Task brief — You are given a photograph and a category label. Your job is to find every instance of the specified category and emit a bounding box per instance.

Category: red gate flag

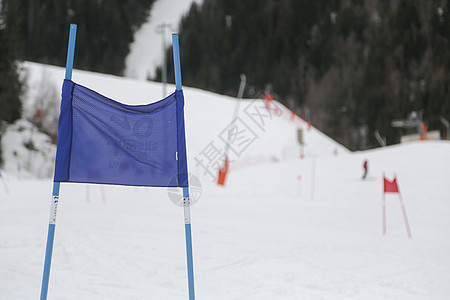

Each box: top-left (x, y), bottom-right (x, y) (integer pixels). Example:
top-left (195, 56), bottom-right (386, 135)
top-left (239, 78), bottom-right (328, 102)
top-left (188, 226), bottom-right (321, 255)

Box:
top-left (384, 177), bottom-right (399, 193)
top-left (217, 157), bottom-right (229, 186)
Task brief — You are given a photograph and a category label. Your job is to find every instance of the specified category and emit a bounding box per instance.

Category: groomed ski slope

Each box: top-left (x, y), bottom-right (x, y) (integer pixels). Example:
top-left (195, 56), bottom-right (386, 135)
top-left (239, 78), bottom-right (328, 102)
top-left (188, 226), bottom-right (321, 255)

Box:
top-left (124, 0), bottom-right (202, 80)
top-left (1, 62), bottom-right (449, 299)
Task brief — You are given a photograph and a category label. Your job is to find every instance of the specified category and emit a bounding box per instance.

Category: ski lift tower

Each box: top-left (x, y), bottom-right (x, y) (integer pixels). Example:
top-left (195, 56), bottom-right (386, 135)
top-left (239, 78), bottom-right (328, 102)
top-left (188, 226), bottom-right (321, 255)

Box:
top-left (391, 111), bottom-right (428, 142)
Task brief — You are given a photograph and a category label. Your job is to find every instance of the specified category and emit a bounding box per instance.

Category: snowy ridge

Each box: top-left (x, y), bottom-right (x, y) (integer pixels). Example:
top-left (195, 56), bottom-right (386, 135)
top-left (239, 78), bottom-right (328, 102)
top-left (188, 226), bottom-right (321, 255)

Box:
top-left (3, 61), bottom-right (347, 180)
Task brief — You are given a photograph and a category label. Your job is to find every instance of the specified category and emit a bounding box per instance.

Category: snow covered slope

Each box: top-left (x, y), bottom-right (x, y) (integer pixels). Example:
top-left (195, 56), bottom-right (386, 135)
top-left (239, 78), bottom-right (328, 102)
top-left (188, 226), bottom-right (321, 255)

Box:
top-left (125, 0), bottom-right (202, 80)
top-left (1, 62), bottom-right (449, 300)
top-left (2, 61), bottom-right (347, 180)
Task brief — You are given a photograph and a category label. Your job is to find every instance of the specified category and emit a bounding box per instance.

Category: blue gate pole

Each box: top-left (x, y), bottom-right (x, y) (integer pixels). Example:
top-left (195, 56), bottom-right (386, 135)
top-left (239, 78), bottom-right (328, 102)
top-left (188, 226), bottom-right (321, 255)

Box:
top-left (172, 33), bottom-right (195, 300)
top-left (40, 24), bottom-right (77, 300)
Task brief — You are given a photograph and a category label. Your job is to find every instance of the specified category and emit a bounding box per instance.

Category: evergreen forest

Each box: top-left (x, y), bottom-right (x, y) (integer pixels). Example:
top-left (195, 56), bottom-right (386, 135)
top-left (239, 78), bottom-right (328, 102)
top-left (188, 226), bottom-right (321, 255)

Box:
top-left (0, 0), bottom-right (449, 152)
top-left (0, 0), bottom-right (155, 161)
top-left (159, 0), bottom-right (449, 149)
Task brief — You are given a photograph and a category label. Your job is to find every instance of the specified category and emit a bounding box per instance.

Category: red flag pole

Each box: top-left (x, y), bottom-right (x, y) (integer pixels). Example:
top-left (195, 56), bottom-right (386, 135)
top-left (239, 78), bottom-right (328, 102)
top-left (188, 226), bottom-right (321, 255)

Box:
top-left (398, 193), bottom-right (412, 238)
top-left (382, 172), bottom-right (386, 235)
top-left (383, 199), bottom-right (386, 234)
top-left (396, 175), bottom-right (412, 238)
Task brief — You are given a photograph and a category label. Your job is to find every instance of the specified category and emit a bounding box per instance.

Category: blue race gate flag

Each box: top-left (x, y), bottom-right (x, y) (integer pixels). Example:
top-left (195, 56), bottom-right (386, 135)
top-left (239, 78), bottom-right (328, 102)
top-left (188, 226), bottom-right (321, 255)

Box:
top-left (54, 80), bottom-right (188, 187)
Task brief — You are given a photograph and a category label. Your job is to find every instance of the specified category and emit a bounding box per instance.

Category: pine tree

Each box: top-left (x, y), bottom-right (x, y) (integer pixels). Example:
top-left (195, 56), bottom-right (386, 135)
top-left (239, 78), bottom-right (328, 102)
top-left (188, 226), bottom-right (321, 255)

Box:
top-left (1, 0), bottom-right (155, 75)
top-left (0, 27), bottom-right (23, 163)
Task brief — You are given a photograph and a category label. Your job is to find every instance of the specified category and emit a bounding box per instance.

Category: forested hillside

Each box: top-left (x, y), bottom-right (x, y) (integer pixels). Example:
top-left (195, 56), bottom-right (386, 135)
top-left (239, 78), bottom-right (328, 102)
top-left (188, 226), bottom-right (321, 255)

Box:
top-left (0, 27), bottom-right (23, 163)
top-left (0, 0), bottom-right (155, 163)
top-left (160, 0), bottom-right (449, 150)
top-left (1, 0), bottom-right (155, 75)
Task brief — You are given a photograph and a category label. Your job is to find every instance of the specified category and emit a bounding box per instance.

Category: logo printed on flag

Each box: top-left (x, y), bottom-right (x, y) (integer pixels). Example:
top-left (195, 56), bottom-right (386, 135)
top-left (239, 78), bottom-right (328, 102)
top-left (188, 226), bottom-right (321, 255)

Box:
top-left (54, 80), bottom-right (188, 187)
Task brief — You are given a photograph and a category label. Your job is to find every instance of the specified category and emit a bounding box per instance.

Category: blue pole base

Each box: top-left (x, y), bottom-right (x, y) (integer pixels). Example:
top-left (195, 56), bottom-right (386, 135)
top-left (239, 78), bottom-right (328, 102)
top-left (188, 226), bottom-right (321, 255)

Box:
top-left (185, 223), bottom-right (195, 300)
top-left (40, 223), bottom-right (56, 300)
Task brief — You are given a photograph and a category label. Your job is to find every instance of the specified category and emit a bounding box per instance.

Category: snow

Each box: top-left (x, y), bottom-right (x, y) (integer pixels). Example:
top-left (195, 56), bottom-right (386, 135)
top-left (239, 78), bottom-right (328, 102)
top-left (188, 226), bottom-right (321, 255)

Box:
top-left (2, 119), bottom-right (56, 179)
top-left (124, 0), bottom-right (202, 80)
top-left (1, 62), bottom-right (450, 299)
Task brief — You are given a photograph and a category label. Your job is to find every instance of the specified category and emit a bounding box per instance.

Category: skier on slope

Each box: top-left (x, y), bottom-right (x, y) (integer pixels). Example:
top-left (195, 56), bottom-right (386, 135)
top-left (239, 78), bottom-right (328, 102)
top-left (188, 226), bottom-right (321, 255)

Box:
top-left (362, 159), bottom-right (368, 180)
